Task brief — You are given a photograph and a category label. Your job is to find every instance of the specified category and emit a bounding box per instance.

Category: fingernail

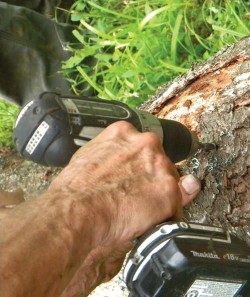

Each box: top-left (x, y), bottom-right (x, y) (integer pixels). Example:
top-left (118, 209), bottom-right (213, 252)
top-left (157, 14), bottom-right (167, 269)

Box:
top-left (181, 175), bottom-right (201, 195)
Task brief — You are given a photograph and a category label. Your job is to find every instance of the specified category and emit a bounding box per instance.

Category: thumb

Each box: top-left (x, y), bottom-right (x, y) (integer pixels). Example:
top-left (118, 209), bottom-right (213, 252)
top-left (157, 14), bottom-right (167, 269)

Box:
top-left (179, 174), bottom-right (201, 206)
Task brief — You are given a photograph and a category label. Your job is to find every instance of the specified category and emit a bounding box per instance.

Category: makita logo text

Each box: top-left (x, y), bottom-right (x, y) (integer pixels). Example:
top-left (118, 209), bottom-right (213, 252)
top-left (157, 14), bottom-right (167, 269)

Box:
top-left (190, 250), bottom-right (220, 259)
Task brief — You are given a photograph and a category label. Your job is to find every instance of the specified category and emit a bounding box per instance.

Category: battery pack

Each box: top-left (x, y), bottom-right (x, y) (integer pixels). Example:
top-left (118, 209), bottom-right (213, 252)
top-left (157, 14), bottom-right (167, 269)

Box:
top-left (124, 222), bottom-right (250, 297)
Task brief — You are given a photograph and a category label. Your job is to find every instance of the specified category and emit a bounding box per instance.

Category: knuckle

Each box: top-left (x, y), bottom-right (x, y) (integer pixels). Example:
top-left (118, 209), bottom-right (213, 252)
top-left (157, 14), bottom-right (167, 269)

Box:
top-left (155, 153), bottom-right (168, 166)
top-left (140, 132), bottom-right (162, 149)
top-left (106, 121), bottom-right (135, 137)
top-left (115, 120), bottom-right (134, 131)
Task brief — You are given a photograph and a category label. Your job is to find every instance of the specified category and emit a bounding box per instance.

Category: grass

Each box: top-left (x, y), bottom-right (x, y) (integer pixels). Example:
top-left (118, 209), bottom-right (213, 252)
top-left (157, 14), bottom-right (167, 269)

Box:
top-left (0, 0), bottom-right (249, 147)
top-left (62, 0), bottom-right (250, 107)
top-left (0, 100), bottom-right (19, 147)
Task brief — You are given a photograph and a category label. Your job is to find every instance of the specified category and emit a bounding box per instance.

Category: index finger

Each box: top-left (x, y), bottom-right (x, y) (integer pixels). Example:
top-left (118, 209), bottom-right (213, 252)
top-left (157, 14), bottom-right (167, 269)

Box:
top-left (92, 121), bottom-right (140, 143)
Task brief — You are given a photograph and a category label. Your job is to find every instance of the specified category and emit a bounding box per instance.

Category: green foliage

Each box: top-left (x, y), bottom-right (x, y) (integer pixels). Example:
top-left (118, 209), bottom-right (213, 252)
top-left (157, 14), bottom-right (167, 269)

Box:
top-left (63, 0), bottom-right (250, 107)
top-left (0, 100), bottom-right (19, 147)
top-left (0, 0), bottom-right (249, 147)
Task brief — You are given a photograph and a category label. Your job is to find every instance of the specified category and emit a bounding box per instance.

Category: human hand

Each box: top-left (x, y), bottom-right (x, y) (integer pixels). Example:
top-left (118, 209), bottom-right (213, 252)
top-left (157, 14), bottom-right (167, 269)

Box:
top-left (0, 122), bottom-right (200, 297)
top-left (48, 121), bottom-right (201, 296)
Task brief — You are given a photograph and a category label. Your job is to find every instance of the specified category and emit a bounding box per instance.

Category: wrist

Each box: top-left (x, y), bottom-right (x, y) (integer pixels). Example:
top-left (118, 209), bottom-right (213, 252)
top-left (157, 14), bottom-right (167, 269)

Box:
top-left (0, 186), bottom-right (113, 297)
top-left (40, 186), bottom-right (112, 250)
top-left (40, 185), bottom-right (117, 296)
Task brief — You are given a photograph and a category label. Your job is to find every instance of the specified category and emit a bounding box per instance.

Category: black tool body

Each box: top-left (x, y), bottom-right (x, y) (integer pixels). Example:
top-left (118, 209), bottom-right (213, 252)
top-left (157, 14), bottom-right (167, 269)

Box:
top-left (13, 92), bottom-right (198, 166)
top-left (124, 222), bottom-right (250, 297)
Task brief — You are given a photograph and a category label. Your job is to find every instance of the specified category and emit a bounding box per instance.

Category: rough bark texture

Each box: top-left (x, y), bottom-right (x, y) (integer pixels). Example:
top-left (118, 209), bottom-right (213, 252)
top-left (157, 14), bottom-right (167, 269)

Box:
top-left (142, 36), bottom-right (250, 245)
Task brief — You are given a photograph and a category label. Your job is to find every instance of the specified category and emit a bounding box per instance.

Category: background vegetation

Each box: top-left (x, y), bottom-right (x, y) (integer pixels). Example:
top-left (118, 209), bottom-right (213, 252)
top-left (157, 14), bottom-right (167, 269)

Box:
top-left (63, 0), bottom-right (250, 106)
top-left (0, 100), bottom-right (19, 147)
top-left (0, 0), bottom-right (249, 147)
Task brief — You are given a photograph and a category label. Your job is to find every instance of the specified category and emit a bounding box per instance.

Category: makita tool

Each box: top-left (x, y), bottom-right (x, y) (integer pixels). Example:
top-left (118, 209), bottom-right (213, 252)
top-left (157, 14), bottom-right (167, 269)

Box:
top-left (13, 92), bottom-right (214, 166)
top-left (124, 221), bottom-right (250, 297)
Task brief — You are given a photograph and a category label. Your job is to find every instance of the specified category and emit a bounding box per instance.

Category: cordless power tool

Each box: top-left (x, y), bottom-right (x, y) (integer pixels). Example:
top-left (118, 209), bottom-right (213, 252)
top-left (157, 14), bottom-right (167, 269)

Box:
top-left (13, 92), bottom-right (250, 296)
top-left (124, 221), bottom-right (250, 297)
top-left (13, 92), bottom-right (214, 166)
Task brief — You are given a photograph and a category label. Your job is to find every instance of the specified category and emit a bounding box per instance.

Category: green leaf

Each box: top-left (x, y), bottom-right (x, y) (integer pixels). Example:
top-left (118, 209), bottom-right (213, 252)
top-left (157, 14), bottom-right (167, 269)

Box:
top-left (171, 12), bottom-right (183, 64)
top-left (212, 25), bottom-right (246, 38)
top-left (72, 29), bottom-right (85, 43)
top-left (95, 53), bottom-right (113, 62)
top-left (62, 46), bottom-right (97, 69)
top-left (122, 70), bottom-right (138, 78)
top-left (71, 13), bottom-right (83, 22)
top-left (75, 3), bottom-right (86, 11)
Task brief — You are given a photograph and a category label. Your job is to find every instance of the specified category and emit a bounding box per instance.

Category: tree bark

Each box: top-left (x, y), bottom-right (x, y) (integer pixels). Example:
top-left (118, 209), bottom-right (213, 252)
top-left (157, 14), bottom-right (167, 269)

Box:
top-left (142, 36), bottom-right (250, 245)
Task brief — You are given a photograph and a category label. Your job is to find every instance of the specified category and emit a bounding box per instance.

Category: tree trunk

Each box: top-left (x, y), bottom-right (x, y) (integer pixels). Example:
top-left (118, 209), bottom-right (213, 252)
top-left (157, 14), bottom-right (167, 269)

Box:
top-left (142, 36), bottom-right (250, 245)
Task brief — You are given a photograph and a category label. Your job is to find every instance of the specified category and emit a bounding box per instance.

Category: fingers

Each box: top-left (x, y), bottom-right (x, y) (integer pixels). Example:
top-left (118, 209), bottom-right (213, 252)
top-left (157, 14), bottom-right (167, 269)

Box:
top-left (179, 175), bottom-right (201, 206)
top-left (70, 121), bottom-right (140, 161)
top-left (67, 121), bottom-right (201, 238)
top-left (71, 121), bottom-right (164, 164)
top-left (169, 175), bottom-right (200, 221)
top-left (93, 121), bottom-right (140, 142)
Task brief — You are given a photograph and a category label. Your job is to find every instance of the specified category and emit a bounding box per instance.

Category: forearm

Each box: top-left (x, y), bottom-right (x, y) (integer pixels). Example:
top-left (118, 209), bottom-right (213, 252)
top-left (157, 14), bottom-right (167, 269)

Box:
top-left (0, 188), bottom-right (109, 297)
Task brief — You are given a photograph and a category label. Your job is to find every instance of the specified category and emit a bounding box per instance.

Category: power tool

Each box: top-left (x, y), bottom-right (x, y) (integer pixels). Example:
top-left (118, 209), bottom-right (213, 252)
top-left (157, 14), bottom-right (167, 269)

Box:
top-left (13, 92), bottom-right (214, 166)
top-left (124, 221), bottom-right (250, 297)
top-left (13, 92), bottom-right (249, 296)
